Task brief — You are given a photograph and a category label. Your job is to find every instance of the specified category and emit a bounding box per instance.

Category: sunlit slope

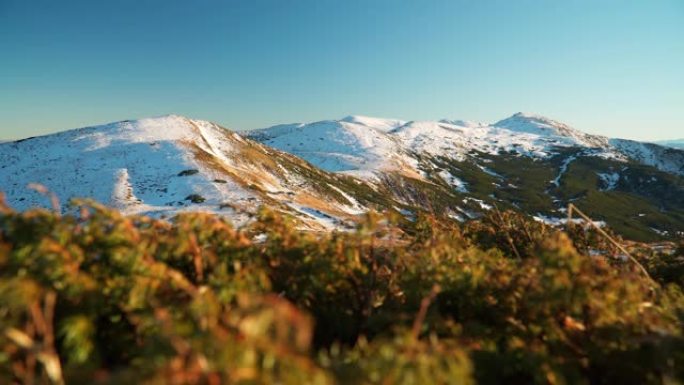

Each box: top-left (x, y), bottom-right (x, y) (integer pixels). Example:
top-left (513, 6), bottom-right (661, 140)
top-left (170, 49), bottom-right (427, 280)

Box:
top-left (0, 115), bottom-right (393, 230)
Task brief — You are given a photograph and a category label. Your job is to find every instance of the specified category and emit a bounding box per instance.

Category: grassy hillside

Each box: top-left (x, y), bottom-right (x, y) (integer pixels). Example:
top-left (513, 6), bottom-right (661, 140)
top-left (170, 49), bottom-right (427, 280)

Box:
top-left (1, 197), bottom-right (683, 384)
top-left (403, 149), bottom-right (684, 242)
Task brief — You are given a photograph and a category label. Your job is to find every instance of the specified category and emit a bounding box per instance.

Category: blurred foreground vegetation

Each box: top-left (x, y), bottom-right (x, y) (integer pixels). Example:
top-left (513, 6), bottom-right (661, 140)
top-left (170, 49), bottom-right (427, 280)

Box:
top-left (1, 196), bottom-right (683, 385)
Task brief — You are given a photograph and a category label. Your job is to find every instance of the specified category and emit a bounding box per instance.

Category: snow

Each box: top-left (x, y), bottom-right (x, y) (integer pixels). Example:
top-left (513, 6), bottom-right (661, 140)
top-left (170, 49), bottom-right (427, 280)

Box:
top-left (448, 212), bottom-right (466, 222)
top-left (655, 139), bottom-right (684, 150)
top-left (0, 115), bottom-right (368, 229)
top-left (437, 170), bottom-right (468, 192)
top-left (476, 164), bottom-right (503, 179)
top-left (340, 115), bottom-right (407, 132)
top-left (388, 120), bottom-right (558, 159)
top-left (246, 120), bottom-right (402, 173)
top-left (456, 206), bottom-right (481, 219)
top-left (597, 172), bottom-right (620, 191)
top-left (463, 197), bottom-right (492, 211)
top-left (286, 202), bottom-right (340, 230)
top-left (111, 168), bottom-right (137, 209)
top-left (326, 183), bottom-right (366, 215)
top-left (248, 112), bottom-right (684, 182)
top-left (550, 154), bottom-right (578, 188)
top-left (4, 111), bottom-right (683, 233)
top-left (493, 112), bottom-right (610, 148)
top-left (439, 119), bottom-right (483, 128)
top-left (0, 116), bottom-right (259, 222)
top-left (242, 113), bottom-right (684, 229)
top-left (650, 227), bottom-right (669, 236)
top-left (610, 139), bottom-right (684, 176)
top-left (533, 214), bottom-right (606, 228)
top-left (243, 111), bottom-right (684, 221)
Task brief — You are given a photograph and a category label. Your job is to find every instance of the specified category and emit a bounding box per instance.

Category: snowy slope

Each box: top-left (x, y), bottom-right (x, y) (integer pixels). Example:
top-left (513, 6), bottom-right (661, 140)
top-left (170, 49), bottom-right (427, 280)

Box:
top-left (0, 115), bottom-right (378, 229)
top-left (248, 113), bottom-right (684, 178)
top-left (340, 115), bottom-right (407, 132)
top-left (492, 112), bottom-right (610, 148)
top-left (655, 139), bottom-right (684, 150)
top-left (247, 117), bottom-right (409, 178)
top-left (388, 119), bottom-right (565, 158)
top-left (2, 113), bottom-right (682, 239)
top-left (609, 139), bottom-right (684, 176)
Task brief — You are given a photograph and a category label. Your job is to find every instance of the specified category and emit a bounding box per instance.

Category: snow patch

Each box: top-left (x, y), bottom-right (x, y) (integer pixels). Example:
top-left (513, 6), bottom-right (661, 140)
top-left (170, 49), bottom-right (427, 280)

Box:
top-left (463, 197), bottom-right (493, 211)
top-left (550, 154), bottom-right (577, 187)
top-left (597, 172), bottom-right (620, 191)
top-left (533, 214), bottom-right (606, 228)
top-left (437, 170), bottom-right (468, 192)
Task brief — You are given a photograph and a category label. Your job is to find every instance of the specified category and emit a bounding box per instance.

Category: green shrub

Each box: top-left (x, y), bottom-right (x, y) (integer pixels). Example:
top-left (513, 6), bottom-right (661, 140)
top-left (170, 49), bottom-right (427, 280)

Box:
top-left (0, 198), bottom-right (682, 384)
top-left (185, 194), bottom-right (206, 204)
top-left (177, 169), bottom-right (199, 177)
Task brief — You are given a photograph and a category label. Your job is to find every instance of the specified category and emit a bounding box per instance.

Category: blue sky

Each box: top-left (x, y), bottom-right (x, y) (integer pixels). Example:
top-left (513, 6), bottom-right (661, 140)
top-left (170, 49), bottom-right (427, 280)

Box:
top-left (1, 0), bottom-right (682, 140)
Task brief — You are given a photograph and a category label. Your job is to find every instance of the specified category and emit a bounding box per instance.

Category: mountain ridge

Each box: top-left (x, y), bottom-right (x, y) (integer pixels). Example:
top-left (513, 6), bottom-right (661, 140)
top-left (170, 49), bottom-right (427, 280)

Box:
top-left (656, 139), bottom-right (684, 150)
top-left (2, 113), bottom-right (683, 240)
top-left (0, 115), bottom-right (395, 231)
top-left (247, 112), bottom-right (683, 177)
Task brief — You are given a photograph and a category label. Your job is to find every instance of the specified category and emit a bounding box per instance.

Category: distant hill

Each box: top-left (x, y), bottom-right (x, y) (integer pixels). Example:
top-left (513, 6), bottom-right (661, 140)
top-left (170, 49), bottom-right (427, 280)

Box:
top-left (0, 115), bottom-right (386, 231)
top-left (248, 112), bottom-right (684, 240)
top-left (656, 139), bottom-right (684, 150)
top-left (2, 113), bottom-right (683, 241)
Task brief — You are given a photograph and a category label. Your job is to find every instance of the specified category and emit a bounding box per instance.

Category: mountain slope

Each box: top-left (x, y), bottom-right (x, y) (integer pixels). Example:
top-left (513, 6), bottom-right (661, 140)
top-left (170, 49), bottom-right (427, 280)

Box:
top-left (0, 115), bottom-right (396, 230)
top-left (492, 112), bottom-right (610, 148)
top-left (656, 139), bottom-right (684, 150)
top-left (247, 117), bottom-right (409, 179)
top-left (247, 113), bottom-right (684, 240)
top-left (249, 113), bottom-right (684, 178)
top-left (609, 139), bottom-right (684, 176)
top-left (2, 113), bottom-right (683, 241)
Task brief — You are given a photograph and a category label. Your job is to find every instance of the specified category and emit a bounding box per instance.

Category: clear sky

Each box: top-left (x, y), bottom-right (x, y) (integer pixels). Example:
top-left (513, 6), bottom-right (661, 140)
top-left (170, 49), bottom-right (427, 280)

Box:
top-left (1, 0), bottom-right (682, 141)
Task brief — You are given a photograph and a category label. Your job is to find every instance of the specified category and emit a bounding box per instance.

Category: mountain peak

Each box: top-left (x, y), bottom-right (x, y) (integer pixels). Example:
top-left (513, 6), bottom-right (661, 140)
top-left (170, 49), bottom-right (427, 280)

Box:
top-left (494, 112), bottom-right (610, 148)
top-left (495, 112), bottom-right (579, 136)
top-left (83, 115), bottom-right (208, 143)
top-left (4, 114), bottom-right (684, 239)
top-left (438, 119), bottom-right (484, 128)
top-left (340, 115), bottom-right (407, 131)
top-left (0, 114), bottom-right (374, 230)
top-left (655, 139), bottom-right (684, 150)
top-left (511, 111), bottom-right (539, 118)
top-left (498, 112), bottom-right (561, 126)
top-left (109, 114), bottom-right (191, 126)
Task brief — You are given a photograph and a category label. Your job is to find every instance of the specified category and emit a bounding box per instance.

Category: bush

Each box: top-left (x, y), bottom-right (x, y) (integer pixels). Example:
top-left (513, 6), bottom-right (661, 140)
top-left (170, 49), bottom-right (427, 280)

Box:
top-left (185, 194), bottom-right (206, 204)
top-left (0, 199), bottom-right (682, 384)
top-left (177, 169), bottom-right (199, 177)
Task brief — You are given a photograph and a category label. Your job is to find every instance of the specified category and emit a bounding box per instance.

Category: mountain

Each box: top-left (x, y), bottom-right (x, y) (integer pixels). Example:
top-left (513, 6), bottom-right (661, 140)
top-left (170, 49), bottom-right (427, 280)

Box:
top-left (656, 139), bottom-right (684, 150)
top-left (247, 113), bottom-right (684, 240)
top-left (493, 112), bottom-right (610, 148)
top-left (249, 113), bottom-right (684, 177)
top-left (2, 113), bottom-right (683, 241)
top-left (0, 115), bottom-right (397, 231)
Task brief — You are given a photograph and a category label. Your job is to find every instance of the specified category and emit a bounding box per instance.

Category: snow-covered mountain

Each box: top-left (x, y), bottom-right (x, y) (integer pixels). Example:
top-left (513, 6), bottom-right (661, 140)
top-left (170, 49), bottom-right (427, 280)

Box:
top-left (246, 117), bottom-right (407, 179)
top-left (492, 113), bottom-right (610, 148)
top-left (247, 113), bottom-right (684, 240)
top-left (656, 139), bottom-right (684, 150)
top-left (2, 113), bottom-right (683, 240)
top-left (247, 112), bottom-right (683, 178)
top-left (0, 115), bottom-right (389, 230)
